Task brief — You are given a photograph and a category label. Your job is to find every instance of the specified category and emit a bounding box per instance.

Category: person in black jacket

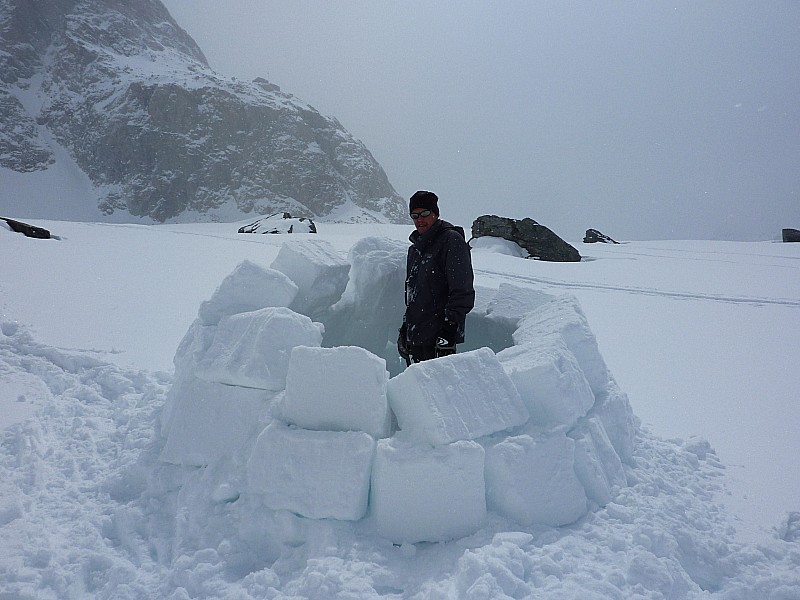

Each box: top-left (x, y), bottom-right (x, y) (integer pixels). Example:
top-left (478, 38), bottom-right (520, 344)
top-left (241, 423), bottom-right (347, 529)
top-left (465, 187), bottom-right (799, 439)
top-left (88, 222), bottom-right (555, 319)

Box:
top-left (398, 191), bottom-right (475, 365)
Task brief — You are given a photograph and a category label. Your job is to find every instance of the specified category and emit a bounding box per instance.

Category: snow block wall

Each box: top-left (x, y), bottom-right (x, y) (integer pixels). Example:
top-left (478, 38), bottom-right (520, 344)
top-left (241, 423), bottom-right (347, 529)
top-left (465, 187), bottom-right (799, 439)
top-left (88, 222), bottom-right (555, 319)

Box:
top-left (323, 236), bottom-right (409, 371)
top-left (160, 263), bottom-right (323, 462)
top-left (270, 238), bottom-right (350, 320)
top-left (497, 339), bottom-right (594, 428)
top-left (485, 432), bottom-right (587, 526)
top-left (387, 348), bottom-right (529, 445)
top-left (513, 295), bottom-right (610, 394)
top-left (197, 260), bottom-right (299, 326)
top-left (247, 422), bottom-right (375, 521)
top-left (194, 307), bottom-right (323, 391)
top-left (279, 345), bottom-right (392, 439)
top-left (371, 438), bottom-right (487, 543)
top-left (160, 375), bottom-right (273, 466)
top-left (160, 236), bottom-right (640, 543)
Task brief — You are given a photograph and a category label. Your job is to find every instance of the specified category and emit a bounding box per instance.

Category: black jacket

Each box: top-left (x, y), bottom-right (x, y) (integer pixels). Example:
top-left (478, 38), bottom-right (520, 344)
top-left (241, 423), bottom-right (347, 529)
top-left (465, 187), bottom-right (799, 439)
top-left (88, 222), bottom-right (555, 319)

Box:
top-left (404, 219), bottom-right (475, 345)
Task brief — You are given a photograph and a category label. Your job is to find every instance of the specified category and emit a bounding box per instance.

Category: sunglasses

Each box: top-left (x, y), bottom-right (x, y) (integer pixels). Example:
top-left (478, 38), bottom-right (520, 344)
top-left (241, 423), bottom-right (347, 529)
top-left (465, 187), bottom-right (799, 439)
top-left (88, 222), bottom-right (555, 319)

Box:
top-left (410, 210), bottom-right (433, 220)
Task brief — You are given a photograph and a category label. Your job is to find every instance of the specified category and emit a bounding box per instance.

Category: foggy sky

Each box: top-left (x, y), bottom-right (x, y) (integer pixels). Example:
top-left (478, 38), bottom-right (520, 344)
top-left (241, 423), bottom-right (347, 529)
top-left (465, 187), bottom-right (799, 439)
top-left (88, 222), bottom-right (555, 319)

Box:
top-left (161, 1), bottom-right (799, 241)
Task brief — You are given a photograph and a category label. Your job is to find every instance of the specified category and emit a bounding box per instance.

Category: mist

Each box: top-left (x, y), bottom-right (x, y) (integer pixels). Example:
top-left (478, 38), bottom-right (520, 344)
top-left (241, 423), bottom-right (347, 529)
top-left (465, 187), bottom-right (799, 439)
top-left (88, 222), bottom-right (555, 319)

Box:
top-left (161, 1), bottom-right (800, 241)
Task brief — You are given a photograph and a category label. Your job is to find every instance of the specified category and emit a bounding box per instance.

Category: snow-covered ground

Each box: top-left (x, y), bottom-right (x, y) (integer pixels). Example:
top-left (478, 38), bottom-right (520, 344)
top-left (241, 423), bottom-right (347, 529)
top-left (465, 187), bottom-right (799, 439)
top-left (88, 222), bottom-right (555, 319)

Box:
top-left (1, 219), bottom-right (799, 599)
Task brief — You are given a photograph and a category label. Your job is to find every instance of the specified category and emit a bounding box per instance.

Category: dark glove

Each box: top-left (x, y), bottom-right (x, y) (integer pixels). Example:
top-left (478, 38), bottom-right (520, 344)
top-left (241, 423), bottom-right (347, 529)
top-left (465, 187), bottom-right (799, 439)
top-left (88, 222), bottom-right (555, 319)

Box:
top-left (397, 323), bottom-right (410, 363)
top-left (435, 320), bottom-right (458, 357)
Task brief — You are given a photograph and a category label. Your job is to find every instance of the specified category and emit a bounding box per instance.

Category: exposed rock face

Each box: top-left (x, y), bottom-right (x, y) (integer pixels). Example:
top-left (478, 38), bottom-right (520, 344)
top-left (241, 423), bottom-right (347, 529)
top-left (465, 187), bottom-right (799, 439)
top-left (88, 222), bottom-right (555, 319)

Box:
top-left (238, 212), bottom-right (316, 234)
top-left (781, 512), bottom-right (800, 542)
top-left (0, 91), bottom-right (54, 172)
top-left (471, 215), bottom-right (581, 262)
top-left (583, 229), bottom-right (619, 244)
top-left (0, 0), bottom-right (406, 223)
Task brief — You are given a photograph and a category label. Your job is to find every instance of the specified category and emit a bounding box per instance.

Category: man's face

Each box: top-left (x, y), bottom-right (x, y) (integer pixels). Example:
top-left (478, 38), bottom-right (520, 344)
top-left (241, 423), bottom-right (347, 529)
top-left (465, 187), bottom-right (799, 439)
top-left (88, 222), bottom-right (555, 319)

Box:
top-left (411, 209), bottom-right (437, 234)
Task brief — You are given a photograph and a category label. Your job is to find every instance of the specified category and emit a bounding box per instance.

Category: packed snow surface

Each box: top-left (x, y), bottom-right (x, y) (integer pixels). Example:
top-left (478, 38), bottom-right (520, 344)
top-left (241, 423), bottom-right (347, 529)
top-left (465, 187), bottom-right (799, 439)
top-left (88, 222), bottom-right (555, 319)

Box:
top-left (1, 220), bottom-right (799, 599)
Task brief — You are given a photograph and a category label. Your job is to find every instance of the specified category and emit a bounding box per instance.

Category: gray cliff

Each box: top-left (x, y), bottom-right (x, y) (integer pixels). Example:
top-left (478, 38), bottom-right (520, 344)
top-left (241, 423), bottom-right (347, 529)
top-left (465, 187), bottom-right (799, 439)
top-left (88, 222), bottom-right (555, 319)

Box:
top-left (0, 0), bottom-right (406, 223)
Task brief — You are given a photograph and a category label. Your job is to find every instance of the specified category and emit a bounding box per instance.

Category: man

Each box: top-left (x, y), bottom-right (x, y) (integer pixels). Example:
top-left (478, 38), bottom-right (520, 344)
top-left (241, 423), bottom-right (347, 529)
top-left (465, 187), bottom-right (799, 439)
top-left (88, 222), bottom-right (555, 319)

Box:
top-left (398, 190), bottom-right (475, 365)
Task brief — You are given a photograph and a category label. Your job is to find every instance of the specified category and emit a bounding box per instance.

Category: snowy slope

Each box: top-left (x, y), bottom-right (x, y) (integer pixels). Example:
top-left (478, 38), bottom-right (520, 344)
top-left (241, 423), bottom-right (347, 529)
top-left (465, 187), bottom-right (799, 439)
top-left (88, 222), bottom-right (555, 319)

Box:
top-left (1, 220), bottom-right (799, 599)
top-left (0, 0), bottom-right (406, 224)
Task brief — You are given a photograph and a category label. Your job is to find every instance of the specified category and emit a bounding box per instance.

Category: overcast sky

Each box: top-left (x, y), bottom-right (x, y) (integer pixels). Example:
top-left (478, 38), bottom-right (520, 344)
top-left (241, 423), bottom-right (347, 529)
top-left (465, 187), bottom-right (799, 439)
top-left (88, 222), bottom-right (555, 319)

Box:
top-left (161, 1), bottom-right (799, 241)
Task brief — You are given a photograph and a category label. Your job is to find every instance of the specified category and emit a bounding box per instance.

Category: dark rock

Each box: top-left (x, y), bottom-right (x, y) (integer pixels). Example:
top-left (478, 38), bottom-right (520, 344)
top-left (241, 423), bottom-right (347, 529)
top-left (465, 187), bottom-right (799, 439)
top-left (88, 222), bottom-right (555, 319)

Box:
top-left (1, 217), bottom-right (51, 239)
top-left (583, 229), bottom-right (619, 244)
top-left (782, 228), bottom-right (800, 242)
top-left (471, 215), bottom-right (581, 262)
top-left (238, 212), bottom-right (316, 234)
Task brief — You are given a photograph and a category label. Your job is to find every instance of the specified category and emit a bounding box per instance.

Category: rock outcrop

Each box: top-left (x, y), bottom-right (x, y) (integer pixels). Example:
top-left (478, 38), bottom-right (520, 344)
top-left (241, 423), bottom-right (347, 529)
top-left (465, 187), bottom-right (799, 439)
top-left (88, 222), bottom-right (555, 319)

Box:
top-left (0, 0), bottom-right (406, 224)
top-left (583, 229), bottom-right (619, 244)
top-left (782, 228), bottom-right (800, 243)
top-left (472, 215), bottom-right (581, 262)
top-left (1, 217), bottom-right (51, 239)
top-left (238, 212), bottom-right (316, 234)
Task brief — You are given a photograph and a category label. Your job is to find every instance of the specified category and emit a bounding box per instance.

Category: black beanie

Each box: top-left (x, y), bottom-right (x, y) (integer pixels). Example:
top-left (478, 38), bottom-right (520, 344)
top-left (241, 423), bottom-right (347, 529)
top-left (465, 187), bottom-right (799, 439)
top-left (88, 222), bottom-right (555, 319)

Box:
top-left (409, 190), bottom-right (439, 216)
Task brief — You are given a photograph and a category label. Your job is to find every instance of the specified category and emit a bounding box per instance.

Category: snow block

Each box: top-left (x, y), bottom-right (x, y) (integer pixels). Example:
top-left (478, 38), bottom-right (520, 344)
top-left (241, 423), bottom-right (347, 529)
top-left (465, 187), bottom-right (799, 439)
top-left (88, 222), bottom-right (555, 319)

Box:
top-left (172, 318), bottom-right (216, 374)
top-left (197, 260), bottom-right (298, 326)
top-left (160, 368), bottom-right (193, 438)
top-left (513, 295), bottom-right (609, 394)
top-left (270, 239), bottom-right (350, 318)
top-left (485, 432), bottom-right (588, 526)
top-left (588, 381), bottom-right (639, 465)
top-left (471, 284), bottom-right (498, 318)
top-left (324, 237), bottom-right (407, 357)
top-left (497, 338), bottom-right (594, 428)
top-left (464, 284), bottom-right (554, 353)
top-left (194, 307), bottom-right (324, 391)
top-left (485, 283), bottom-right (555, 331)
top-left (247, 422), bottom-right (375, 521)
top-left (371, 438), bottom-right (486, 543)
top-left (280, 345), bottom-right (392, 439)
top-left (160, 375), bottom-right (272, 466)
top-left (463, 285), bottom-right (517, 354)
top-left (387, 347), bottom-right (529, 446)
top-left (568, 416), bottom-right (627, 506)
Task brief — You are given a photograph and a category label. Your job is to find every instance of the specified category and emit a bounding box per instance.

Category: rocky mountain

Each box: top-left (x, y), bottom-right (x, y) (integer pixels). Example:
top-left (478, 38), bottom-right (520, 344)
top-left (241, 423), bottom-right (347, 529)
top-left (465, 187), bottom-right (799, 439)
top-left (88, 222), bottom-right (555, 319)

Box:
top-left (0, 0), bottom-right (407, 223)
